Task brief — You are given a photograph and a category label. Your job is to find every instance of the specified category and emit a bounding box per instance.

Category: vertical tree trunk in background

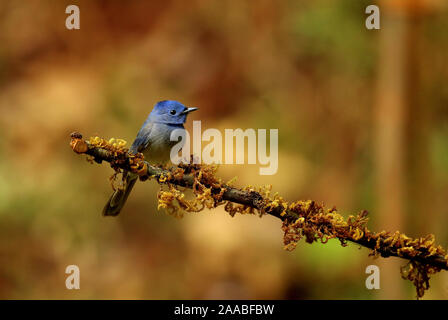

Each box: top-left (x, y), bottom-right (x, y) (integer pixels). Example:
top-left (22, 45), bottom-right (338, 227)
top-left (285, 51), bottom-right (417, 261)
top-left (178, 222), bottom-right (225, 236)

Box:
top-left (374, 5), bottom-right (408, 300)
top-left (404, 2), bottom-right (443, 298)
top-left (405, 14), bottom-right (434, 238)
top-left (375, 0), bottom-right (435, 299)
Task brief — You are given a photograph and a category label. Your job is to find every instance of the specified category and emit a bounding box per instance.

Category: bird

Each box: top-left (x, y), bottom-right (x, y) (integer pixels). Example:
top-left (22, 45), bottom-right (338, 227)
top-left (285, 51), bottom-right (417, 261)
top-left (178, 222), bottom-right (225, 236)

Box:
top-left (102, 100), bottom-right (198, 216)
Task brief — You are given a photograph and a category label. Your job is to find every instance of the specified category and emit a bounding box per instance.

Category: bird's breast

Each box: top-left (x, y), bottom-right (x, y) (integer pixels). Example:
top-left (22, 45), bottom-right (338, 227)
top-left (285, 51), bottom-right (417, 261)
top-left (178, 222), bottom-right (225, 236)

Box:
top-left (142, 123), bottom-right (185, 165)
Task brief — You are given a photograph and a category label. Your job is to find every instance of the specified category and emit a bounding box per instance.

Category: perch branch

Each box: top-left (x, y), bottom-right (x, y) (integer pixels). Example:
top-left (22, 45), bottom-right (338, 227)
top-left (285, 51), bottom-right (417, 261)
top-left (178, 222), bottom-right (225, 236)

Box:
top-left (70, 132), bottom-right (448, 298)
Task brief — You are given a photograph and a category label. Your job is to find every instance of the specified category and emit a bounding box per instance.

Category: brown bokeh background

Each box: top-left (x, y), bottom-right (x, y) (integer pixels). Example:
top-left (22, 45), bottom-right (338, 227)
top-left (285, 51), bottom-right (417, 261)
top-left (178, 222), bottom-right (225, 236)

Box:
top-left (0, 0), bottom-right (447, 299)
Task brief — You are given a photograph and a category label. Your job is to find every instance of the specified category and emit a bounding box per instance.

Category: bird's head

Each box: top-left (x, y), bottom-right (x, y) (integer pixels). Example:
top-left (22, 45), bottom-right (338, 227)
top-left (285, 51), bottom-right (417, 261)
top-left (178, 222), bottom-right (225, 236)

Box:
top-left (148, 100), bottom-right (198, 125)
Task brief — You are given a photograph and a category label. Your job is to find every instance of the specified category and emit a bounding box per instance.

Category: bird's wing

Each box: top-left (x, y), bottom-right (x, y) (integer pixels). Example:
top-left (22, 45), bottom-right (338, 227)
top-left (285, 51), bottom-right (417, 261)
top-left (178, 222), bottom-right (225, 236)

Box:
top-left (130, 122), bottom-right (154, 154)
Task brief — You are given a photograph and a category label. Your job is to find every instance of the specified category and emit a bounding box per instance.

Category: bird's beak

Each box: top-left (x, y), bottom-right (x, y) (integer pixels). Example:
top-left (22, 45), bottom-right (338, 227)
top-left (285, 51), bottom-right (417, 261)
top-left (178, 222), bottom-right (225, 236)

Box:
top-left (181, 107), bottom-right (198, 115)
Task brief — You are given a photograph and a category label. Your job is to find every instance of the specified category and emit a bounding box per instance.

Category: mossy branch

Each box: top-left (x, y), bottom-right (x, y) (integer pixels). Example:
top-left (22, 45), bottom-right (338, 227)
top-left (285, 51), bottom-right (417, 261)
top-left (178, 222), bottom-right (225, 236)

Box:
top-left (70, 132), bottom-right (448, 298)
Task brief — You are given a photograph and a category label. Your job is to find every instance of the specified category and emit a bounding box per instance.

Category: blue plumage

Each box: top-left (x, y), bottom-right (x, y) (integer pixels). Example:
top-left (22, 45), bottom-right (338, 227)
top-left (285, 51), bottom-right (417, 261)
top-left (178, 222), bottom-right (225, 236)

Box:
top-left (103, 100), bottom-right (197, 216)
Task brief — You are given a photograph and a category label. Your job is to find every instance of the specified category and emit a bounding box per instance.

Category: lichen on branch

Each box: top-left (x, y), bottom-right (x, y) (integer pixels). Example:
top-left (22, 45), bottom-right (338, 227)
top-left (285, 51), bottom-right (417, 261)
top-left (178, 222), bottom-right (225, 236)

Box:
top-left (70, 132), bottom-right (448, 299)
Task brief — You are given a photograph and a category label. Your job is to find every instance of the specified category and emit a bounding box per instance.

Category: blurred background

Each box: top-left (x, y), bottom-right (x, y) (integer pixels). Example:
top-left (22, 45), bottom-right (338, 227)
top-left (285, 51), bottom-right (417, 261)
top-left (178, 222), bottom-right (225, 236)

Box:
top-left (0, 0), bottom-right (447, 299)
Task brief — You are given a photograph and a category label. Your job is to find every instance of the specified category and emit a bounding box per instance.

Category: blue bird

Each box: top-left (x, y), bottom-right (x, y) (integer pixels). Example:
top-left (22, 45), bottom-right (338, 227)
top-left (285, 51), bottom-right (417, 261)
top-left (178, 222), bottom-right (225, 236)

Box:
top-left (103, 100), bottom-right (198, 216)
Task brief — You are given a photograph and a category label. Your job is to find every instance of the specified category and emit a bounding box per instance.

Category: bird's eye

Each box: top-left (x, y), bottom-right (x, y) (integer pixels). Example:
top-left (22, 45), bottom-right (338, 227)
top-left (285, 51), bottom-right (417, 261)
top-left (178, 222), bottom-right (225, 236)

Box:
top-left (170, 110), bottom-right (176, 115)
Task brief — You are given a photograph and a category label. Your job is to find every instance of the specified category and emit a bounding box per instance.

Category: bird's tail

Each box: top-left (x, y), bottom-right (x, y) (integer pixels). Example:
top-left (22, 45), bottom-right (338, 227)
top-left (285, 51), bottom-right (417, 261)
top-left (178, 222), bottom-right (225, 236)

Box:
top-left (102, 173), bottom-right (137, 216)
